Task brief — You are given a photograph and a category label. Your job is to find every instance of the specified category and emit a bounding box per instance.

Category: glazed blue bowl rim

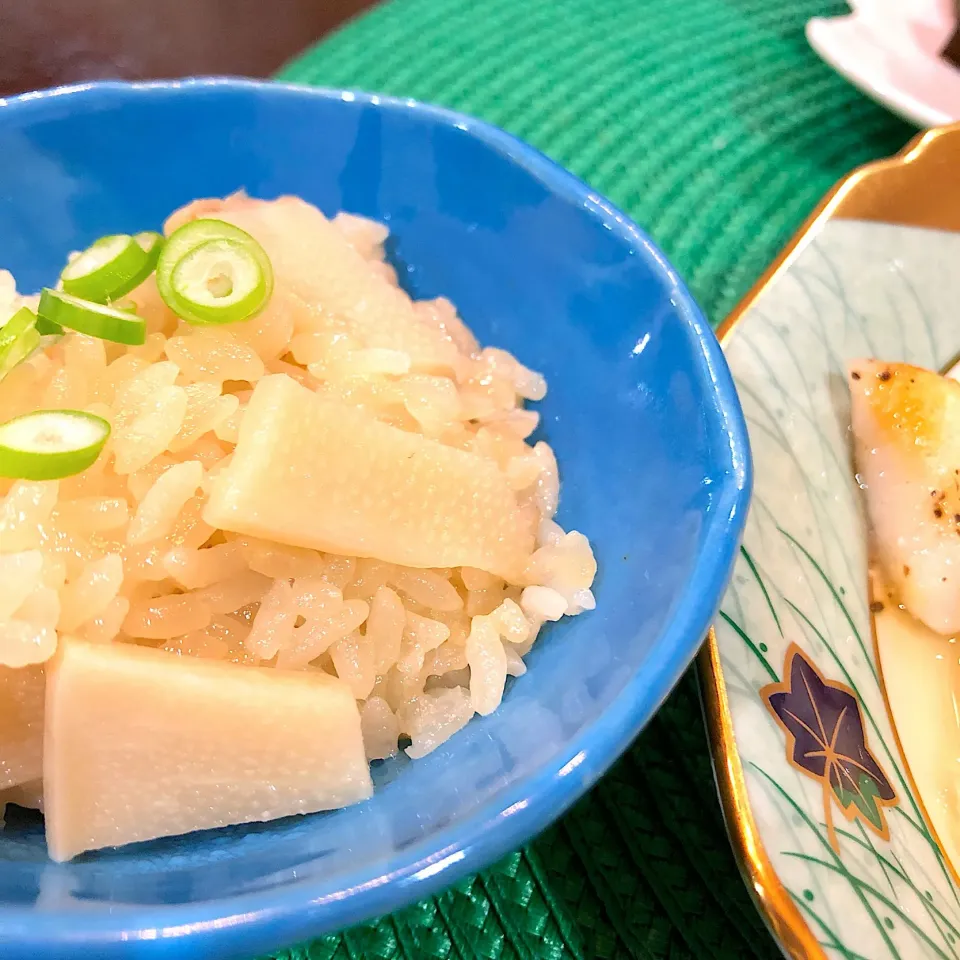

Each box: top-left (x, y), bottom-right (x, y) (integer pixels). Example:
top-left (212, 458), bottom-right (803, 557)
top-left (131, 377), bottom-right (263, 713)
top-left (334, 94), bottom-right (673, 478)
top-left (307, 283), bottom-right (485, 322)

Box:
top-left (0, 78), bottom-right (752, 949)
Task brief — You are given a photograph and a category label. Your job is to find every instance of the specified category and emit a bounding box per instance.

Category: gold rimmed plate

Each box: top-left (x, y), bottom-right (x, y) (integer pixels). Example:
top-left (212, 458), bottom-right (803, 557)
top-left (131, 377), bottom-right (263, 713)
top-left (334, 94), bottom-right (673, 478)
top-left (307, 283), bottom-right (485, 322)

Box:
top-left (703, 123), bottom-right (960, 959)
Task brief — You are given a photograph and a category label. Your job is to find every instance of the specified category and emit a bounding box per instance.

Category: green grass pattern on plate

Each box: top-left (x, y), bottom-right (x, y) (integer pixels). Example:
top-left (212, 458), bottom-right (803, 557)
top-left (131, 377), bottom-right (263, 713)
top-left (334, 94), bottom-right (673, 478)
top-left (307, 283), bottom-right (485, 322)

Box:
top-left (719, 222), bottom-right (960, 958)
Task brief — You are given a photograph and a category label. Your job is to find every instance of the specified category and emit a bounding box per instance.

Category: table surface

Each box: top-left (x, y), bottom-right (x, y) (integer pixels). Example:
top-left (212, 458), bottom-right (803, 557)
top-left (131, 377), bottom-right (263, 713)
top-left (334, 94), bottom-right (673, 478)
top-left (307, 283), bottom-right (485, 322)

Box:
top-left (0, 1), bottom-right (376, 96)
top-left (273, 0), bottom-right (912, 957)
top-left (1, 0), bottom-right (916, 957)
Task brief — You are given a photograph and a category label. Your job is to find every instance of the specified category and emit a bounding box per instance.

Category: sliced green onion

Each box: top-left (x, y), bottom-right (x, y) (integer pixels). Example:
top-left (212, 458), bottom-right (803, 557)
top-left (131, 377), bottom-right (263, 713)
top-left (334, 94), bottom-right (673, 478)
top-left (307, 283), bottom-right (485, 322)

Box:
top-left (38, 289), bottom-right (146, 345)
top-left (156, 218), bottom-right (273, 326)
top-left (135, 231), bottom-right (164, 261)
top-left (121, 230), bottom-right (165, 293)
top-left (0, 409), bottom-right (111, 480)
top-left (0, 307), bottom-right (37, 354)
top-left (0, 307), bottom-right (40, 379)
top-left (60, 234), bottom-right (151, 303)
top-left (35, 313), bottom-right (63, 336)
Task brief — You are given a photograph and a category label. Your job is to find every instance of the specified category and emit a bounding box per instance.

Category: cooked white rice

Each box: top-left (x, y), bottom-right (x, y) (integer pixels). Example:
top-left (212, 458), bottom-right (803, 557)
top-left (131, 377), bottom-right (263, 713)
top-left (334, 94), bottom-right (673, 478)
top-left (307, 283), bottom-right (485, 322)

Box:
top-left (0, 202), bottom-right (597, 761)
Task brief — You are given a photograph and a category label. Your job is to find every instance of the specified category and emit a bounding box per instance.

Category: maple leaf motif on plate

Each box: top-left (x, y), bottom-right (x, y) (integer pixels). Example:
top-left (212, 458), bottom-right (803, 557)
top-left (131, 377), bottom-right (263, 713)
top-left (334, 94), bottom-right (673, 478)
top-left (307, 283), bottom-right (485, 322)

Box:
top-left (761, 643), bottom-right (896, 853)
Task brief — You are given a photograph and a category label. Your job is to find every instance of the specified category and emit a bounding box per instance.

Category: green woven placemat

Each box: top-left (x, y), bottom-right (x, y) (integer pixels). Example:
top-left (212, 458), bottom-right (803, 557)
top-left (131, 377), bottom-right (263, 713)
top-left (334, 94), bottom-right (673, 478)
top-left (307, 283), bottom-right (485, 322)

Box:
top-left (268, 1), bottom-right (913, 957)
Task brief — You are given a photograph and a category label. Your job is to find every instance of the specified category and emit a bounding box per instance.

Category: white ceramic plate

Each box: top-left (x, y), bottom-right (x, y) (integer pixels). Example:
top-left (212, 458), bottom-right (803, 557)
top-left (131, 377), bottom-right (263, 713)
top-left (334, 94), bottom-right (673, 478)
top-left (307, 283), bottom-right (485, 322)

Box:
top-left (807, 1), bottom-right (960, 127)
top-left (703, 124), bottom-right (960, 958)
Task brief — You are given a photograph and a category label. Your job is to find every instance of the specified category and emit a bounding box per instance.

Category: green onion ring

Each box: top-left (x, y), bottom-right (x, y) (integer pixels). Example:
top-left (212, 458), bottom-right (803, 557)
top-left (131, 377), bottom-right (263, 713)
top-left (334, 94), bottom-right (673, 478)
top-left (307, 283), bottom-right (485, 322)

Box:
top-left (0, 307), bottom-right (41, 379)
top-left (38, 289), bottom-right (146, 345)
top-left (60, 234), bottom-right (150, 303)
top-left (156, 218), bottom-right (273, 325)
top-left (0, 409), bottom-right (111, 480)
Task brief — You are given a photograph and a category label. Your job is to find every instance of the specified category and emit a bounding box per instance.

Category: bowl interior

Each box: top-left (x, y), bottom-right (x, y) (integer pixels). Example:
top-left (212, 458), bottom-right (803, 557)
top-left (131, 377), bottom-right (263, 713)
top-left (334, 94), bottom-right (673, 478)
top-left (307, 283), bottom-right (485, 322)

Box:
top-left (0, 82), bottom-right (748, 954)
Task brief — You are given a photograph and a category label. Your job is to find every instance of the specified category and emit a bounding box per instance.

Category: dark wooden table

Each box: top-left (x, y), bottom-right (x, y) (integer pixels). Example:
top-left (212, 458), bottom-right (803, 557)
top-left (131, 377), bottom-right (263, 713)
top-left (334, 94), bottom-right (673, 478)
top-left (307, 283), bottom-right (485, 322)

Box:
top-left (0, 0), bottom-right (377, 96)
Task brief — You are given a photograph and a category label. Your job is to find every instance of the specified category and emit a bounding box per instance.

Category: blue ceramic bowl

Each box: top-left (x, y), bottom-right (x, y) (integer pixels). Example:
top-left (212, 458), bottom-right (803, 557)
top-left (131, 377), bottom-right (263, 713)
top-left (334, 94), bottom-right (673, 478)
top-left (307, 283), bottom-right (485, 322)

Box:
top-left (0, 79), bottom-right (750, 959)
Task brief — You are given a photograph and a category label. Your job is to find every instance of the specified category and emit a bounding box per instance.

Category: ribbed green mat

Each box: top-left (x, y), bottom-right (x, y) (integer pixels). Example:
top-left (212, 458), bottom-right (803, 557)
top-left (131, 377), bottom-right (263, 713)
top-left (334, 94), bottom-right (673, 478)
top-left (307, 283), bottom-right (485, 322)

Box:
top-left (267, 1), bottom-right (913, 957)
